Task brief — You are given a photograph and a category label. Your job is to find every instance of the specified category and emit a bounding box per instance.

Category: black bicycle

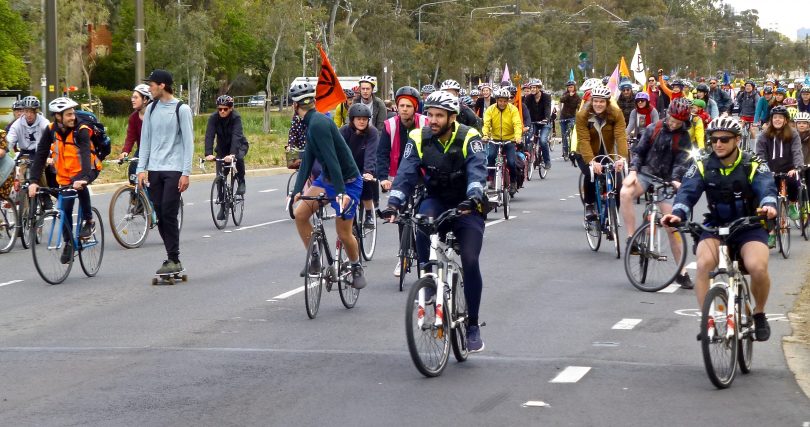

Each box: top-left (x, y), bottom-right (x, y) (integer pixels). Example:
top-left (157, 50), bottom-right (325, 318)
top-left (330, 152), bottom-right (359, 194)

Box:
top-left (381, 185), bottom-right (424, 292)
top-left (200, 157), bottom-right (245, 229)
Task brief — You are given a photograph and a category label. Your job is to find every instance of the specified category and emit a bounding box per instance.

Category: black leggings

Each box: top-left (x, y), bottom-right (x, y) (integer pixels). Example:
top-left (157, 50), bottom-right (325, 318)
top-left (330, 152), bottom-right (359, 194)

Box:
top-left (148, 171), bottom-right (182, 262)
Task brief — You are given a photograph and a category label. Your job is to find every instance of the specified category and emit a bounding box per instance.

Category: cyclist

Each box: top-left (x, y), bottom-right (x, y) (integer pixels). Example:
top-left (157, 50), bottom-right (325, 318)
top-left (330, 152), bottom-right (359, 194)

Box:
top-left (380, 90), bottom-right (488, 352)
top-left (574, 86), bottom-right (628, 220)
top-left (626, 92), bottom-right (659, 142)
top-left (205, 94), bottom-right (249, 201)
top-left (708, 78), bottom-right (732, 117)
top-left (0, 130), bottom-right (12, 200)
top-left (6, 96), bottom-right (54, 209)
top-left (787, 83), bottom-right (797, 100)
top-left (419, 84), bottom-right (435, 113)
top-left (736, 80), bottom-right (760, 139)
top-left (798, 86), bottom-right (810, 113)
top-left (287, 81), bottom-right (367, 289)
top-left (755, 86), bottom-right (774, 128)
top-left (755, 106), bottom-right (802, 231)
top-left (694, 83), bottom-right (719, 119)
top-left (119, 84), bottom-right (152, 184)
top-left (772, 87), bottom-right (787, 108)
top-left (339, 103), bottom-right (378, 229)
top-left (441, 79), bottom-right (479, 129)
top-left (355, 75), bottom-right (387, 132)
top-left (333, 88), bottom-right (355, 128)
top-left (687, 99), bottom-right (705, 150)
top-left (559, 80), bottom-right (581, 158)
top-left (483, 88), bottom-right (522, 195)
top-left (691, 99), bottom-right (711, 140)
top-left (28, 97), bottom-right (101, 263)
top-left (657, 72), bottom-right (685, 102)
top-left (616, 79), bottom-right (636, 124)
top-left (475, 84), bottom-right (495, 118)
top-left (524, 78), bottom-right (552, 170)
top-left (470, 89), bottom-right (480, 105)
top-left (5, 100), bottom-right (23, 132)
top-left (661, 117), bottom-right (777, 342)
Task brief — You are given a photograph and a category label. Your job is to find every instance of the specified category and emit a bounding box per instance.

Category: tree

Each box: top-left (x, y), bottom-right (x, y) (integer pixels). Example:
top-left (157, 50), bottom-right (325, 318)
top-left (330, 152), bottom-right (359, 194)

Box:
top-left (0, 0), bottom-right (32, 89)
top-left (59, 0), bottom-right (110, 102)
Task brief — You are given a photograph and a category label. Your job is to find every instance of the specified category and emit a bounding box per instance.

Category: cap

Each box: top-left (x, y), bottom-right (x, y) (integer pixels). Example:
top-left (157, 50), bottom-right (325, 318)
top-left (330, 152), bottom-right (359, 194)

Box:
top-left (144, 69), bottom-right (173, 86)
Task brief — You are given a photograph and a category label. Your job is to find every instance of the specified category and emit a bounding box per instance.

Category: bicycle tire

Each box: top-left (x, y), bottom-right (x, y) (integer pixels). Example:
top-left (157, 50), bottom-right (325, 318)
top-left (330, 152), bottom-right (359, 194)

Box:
top-left (18, 193), bottom-right (34, 249)
top-left (608, 197), bottom-right (621, 259)
top-left (405, 276), bottom-right (449, 377)
top-left (585, 218), bottom-right (602, 251)
top-left (398, 223), bottom-right (415, 292)
top-left (109, 186), bottom-right (149, 249)
top-left (701, 285), bottom-right (738, 389)
top-left (526, 149), bottom-right (535, 181)
top-left (337, 240), bottom-right (359, 309)
top-left (578, 173), bottom-right (586, 206)
top-left (210, 178), bottom-right (228, 229)
top-left (231, 174), bottom-right (245, 226)
top-left (359, 208), bottom-right (377, 261)
top-left (777, 199), bottom-right (790, 259)
top-left (502, 188), bottom-right (510, 220)
top-left (0, 196), bottom-right (17, 253)
top-left (303, 233), bottom-right (324, 319)
top-left (79, 207), bottom-right (105, 277)
top-left (31, 211), bottom-right (73, 285)
top-left (450, 269), bottom-right (469, 362)
top-left (286, 170), bottom-right (298, 196)
top-left (624, 222), bottom-right (687, 292)
top-left (737, 277), bottom-right (754, 374)
top-left (800, 187), bottom-right (810, 241)
top-left (177, 196), bottom-right (184, 233)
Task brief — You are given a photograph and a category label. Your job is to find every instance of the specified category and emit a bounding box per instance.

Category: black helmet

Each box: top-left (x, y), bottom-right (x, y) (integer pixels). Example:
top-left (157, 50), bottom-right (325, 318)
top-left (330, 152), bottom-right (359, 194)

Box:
top-left (670, 79), bottom-right (684, 88)
top-left (395, 86), bottom-right (420, 100)
top-left (770, 105), bottom-right (789, 119)
top-left (507, 86), bottom-right (517, 96)
top-left (601, 76), bottom-right (610, 85)
top-left (343, 88), bottom-right (355, 98)
top-left (216, 95), bottom-right (234, 107)
top-left (348, 103), bottom-right (372, 120)
top-left (566, 80), bottom-right (576, 87)
top-left (696, 83), bottom-right (710, 93)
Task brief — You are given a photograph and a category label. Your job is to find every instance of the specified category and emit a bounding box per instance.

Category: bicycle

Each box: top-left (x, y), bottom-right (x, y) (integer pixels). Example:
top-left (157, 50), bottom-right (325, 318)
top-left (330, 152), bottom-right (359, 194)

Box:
top-left (285, 146), bottom-right (305, 195)
top-left (530, 121), bottom-right (548, 179)
top-left (107, 157), bottom-right (184, 249)
top-left (523, 137), bottom-right (536, 181)
top-left (680, 215), bottom-right (765, 389)
top-left (290, 193), bottom-right (359, 319)
top-left (772, 173), bottom-right (793, 259)
top-left (382, 186), bottom-right (424, 292)
top-left (796, 166), bottom-right (810, 241)
top-left (200, 157), bottom-right (245, 229)
top-left (30, 186), bottom-right (104, 285)
top-left (485, 140), bottom-right (511, 220)
top-left (584, 154), bottom-right (625, 259)
top-left (11, 156), bottom-right (46, 250)
top-left (624, 172), bottom-right (687, 292)
top-left (739, 121), bottom-right (752, 152)
top-left (404, 208), bottom-right (470, 377)
top-left (354, 178), bottom-right (378, 261)
top-left (0, 187), bottom-right (16, 254)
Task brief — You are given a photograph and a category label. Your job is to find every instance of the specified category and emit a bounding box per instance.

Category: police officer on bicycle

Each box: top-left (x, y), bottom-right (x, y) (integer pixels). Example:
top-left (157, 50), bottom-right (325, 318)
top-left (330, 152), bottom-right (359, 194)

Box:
top-left (380, 90), bottom-right (489, 352)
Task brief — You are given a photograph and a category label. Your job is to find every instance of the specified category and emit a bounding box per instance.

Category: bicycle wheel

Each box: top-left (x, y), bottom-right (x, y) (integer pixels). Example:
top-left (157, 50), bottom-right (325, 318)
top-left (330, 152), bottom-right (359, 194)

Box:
top-left (22, 196), bottom-right (44, 249)
top-left (701, 285), bottom-right (738, 389)
top-left (109, 186), bottom-right (149, 249)
top-left (624, 222), bottom-right (687, 292)
top-left (737, 277), bottom-right (754, 374)
top-left (177, 196), bottom-right (184, 233)
top-left (526, 149), bottom-right (535, 181)
top-left (337, 240), bottom-right (359, 309)
top-left (585, 218), bottom-right (602, 251)
top-left (31, 211), bottom-right (73, 285)
top-left (0, 196), bottom-right (17, 253)
top-left (78, 207), bottom-right (104, 277)
top-left (777, 199), bottom-right (790, 259)
top-left (800, 187), bottom-right (810, 241)
top-left (406, 276), bottom-right (449, 377)
top-left (17, 194), bottom-right (32, 249)
top-left (286, 170), bottom-right (298, 195)
top-left (608, 197), bottom-right (621, 259)
top-left (303, 233), bottom-right (325, 319)
top-left (359, 208), bottom-right (377, 261)
top-left (578, 173), bottom-right (586, 206)
top-left (398, 223), bottom-right (416, 292)
top-left (502, 187), bottom-right (510, 220)
top-left (230, 175), bottom-right (245, 226)
top-left (210, 178), bottom-right (228, 229)
top-left (450, 269), bottom-right (469, 362)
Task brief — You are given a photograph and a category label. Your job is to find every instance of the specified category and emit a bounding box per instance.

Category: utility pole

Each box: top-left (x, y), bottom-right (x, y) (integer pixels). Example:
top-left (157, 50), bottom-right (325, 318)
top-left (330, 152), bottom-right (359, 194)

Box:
top-left (44, 0), bottom-right (57, 112)
top-left (135, 0), bottom-right (145, 82)
top-left (748, 28), bottom-right (752, 77)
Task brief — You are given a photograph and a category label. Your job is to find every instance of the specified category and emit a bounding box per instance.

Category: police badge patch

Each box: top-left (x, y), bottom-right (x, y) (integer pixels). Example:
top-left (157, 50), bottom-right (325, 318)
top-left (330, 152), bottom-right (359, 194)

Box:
top-left (471, 139), bottom-right (484, 154)
top-left (757, 162), bottom-right (770, 174)
top-left (403, 142), bottom-right (414, 158)
top-left (684, 164), bottom-right (698, 179)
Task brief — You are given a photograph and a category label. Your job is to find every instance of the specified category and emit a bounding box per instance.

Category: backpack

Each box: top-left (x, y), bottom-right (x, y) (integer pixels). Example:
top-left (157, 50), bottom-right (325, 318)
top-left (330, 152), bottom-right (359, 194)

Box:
top-left (75, 110), bottom-right (112, 161)
top-left (649, 120), bottom-right (683, 153)
top-left (149, 100), bottom-right (185, 132)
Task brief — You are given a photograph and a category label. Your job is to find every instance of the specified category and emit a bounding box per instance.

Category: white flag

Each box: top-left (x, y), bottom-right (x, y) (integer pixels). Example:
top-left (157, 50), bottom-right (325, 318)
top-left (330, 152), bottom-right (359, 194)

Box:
top-left (630, 43), bottom-right (646, 86)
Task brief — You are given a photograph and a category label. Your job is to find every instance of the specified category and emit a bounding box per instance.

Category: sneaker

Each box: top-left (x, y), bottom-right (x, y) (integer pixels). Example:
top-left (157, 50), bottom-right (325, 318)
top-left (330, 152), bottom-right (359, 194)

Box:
top-left (466, 324), bottom-right (485, 353)
top-left (753, 312), bottom-right (770, 342)
top-left (393, 261), bottom-right (402, 277)
top-left (236, 180), bottom-right (246, 195)
top-left (216, 207), bottom-right (226, 221)
top-left (545, 162), bottom-right (552, 169)
top-left (363, 214), bottom-right (375, 230)
top-left (509, 182), bottom-right (517, 195)
top-left (300, 253), bottom-right (321, 277)
top-left (626, 237), bottom-right (640, 255)
top-left (350, 263), bottom-right (367, 289)
top-left (675, 272), bottom-right (694, 289)
top-left (60, 245), bottom-right (72, 264)
top-left (79, 221), bottom-right (95, 239)
top-left (487, 179), bottom-right (495, 190)
top-left (767, 233), bottom-right (776, 249)
top-left (789, 203), bottom-right (799, 221)
top-left (584, 204), bottom-right (597, 221)
top-left (156, 260), bottom-right (178, 275)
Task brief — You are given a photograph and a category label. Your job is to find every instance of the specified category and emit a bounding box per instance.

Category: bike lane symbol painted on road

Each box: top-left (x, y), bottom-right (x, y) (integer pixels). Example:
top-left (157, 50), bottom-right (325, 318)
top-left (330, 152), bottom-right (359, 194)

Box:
top-left (675, 308), bottom-right (788, 322)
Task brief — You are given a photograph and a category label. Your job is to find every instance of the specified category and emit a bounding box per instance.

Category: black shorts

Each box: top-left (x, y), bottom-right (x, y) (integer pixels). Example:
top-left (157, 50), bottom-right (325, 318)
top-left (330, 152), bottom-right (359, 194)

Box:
top-left (360, 180), bottom-right (376, 201)
top-left (699, 227), bottom-right (768, 247)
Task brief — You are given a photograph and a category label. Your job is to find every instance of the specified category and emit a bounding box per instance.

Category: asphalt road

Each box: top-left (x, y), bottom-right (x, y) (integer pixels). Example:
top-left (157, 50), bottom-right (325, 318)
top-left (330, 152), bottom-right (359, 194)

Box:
top-left (1, 155), bottom-right (809, 426)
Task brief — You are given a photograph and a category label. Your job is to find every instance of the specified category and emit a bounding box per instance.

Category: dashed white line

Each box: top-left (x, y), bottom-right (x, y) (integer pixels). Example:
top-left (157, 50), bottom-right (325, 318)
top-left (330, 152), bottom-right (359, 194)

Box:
top-left (186, 202), bottom-right (195, 206)
top-left (0, 280), bottom-right (23, 287)
top-left (684, 261), bottom-right (697, 270)
top-left (522, 401), bottom-right (549, 408)
top-left (236, 219), bottom-right (289, 231)
top-left (550, 366), bottom-right (591, 383)
top-left (658, 284), bottom-right (680, 293)
top-left (270, 286), bottom-right (304, 300)
top-left (485, 216), bottom-right (517, 227)
top-left (259, 189), bottom-right (278, 193)
top-left (612, 318), bottom-right (642, 330)
top-left (202, 235), bottom-right (212, 238)
top-left (559, 198), bottom-right (567, 201)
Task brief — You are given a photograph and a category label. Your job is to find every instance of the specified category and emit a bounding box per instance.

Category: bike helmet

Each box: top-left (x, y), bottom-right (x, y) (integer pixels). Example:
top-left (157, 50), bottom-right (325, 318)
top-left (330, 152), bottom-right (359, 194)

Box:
top-left (619, 80), bottom-right (633, 90)
top-left (529, 78), bottom-right (543, 87)
top-left (493, 88), bottom-right (511, 99)
top-left (590, 86), bottom-right (612, 99)
top-left (343, 88), bottom-right (355, 98)
top-left (470, 89), bottom-right (480, 96)
top-left (765, 78), bottom-right (776, 85)
top-left (801, 86), bottom-right (810, 94)
top-left (634, 92), bottom-right (650, 102)
top-left (770, 105), bottom-right (789, 118)
top-left (460, 95), bottom-right (474, 107)
top-left (395, 86), bottom-right (420, 100)
top-left (11, 100), bottom-right (23, 110)
top-left (696, 83), bottom-right (710, 93)
top-left (795, 111), bottom-right (810, 122)
top-left (601, 76), bottom-right (610, 85)
top-left (566, 80), bottom-right (576, 87)
top-left (580, 78), bottom-right (601, 92)
top-left (706, 117), bottom-right (742, 135)
top-left (289, 81), bottom-right (316, 103)
top-left (420, 84), bottom-right (435, 94)
top-left (763, 86), bottom-right (774, 94)
top-left (784, 97), bottom-right (798, 107)
top-left (134, 84), bottom-right (152, 100)
top-left (348, 103), bottom-right (372, 119)
top-left (423, 90), bottom-right (460, 114)
top-left (670, 79), bottom-right (685, 89)
top-left (667, 97), bottom-right (692, 121)
top-left (440, 79), bottom-right (461, 91)
top-left (459, 88), bottom-right (468, 96)
top-left (216, 95), bottom-right (234, 107)
top-left (358, 75), bottom-right (377, 87)
top-left (48, 97), bottom-right (79, 114)
top-left (776, 87), bottom-right (787, 95)
top-left (507, 86), bottom-right (518, 96)
top-left (745, 79), bottom-right (756, 88)
top-left (21, 96), bottom-right (40, 109)
top-left (692, 99), bottom-right (706, 109)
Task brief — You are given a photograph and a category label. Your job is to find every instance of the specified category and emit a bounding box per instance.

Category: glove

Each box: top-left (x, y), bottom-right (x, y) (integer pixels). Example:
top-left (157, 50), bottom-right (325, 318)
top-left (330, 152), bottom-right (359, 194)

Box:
top-left (380, 205), bottom-right (399, 220)
top-left (457, 197), bottom-right (483, 215)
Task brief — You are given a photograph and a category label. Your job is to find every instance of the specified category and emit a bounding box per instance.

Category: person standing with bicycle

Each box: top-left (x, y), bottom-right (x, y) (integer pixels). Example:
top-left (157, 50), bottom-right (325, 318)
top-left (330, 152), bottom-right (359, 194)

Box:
top-left (380, 90), bottom-right (489, 353)
top-left (27, 97), bottom-right (101, 264)
top-left (137, 69), bottom-right (194, 276)
top-left (662, 117), bottom-right (777, 342)
top-left (482, 88), bottom-right (522, 195)
top-left (287, 81), bottom-right (367, 290)
top-left (620, 98), bottom-right (694, 288)
top-left (524, 79), bottom-right (553, 170)
top-left (119, 84), bottom-right (152, 183)
top-left (205, 95), bottom-right (249, 221)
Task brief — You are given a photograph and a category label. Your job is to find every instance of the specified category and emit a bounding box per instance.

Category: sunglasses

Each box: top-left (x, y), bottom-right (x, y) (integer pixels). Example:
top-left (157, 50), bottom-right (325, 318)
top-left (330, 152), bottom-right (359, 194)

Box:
top-left (710, 136), bottom-right (735, 145)
top-left (218, 107), bottom-right (230, 112)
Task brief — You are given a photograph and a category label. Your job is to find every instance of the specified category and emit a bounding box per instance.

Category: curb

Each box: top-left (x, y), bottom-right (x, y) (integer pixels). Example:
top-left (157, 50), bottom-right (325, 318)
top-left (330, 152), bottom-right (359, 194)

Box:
top-left (89, 167), bottom-right (292, 195)
top-left (783, 324), bottom-right (810, 400)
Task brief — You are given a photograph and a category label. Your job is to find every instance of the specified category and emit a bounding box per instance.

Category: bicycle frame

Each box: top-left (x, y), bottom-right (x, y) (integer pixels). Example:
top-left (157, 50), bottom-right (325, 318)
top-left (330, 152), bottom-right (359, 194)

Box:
top-left (417, 231), bottom-right (463, 331)
top-left (487, 141), bottom-right (508, 192)
top-left (43, 189), bottom-right (99, 252)
top-left (590, 154), bottom-right (626, 229)
top-left (708, 230), bottom-right (744, 341)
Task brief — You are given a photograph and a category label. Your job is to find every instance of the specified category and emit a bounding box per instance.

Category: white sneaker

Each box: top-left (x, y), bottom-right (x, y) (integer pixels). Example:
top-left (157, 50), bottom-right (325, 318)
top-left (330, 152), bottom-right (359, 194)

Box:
top-left (393, 261), bottom-right (401, 277)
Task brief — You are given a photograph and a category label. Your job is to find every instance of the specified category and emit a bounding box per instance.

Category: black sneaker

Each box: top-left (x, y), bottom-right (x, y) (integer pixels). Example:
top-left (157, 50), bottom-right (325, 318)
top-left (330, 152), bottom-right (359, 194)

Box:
top-left (585, 204), bottom-right (597, 221)
top-left (300, 253), bottom-right (321, 277)
top-left (216, 207), bottom-right (226, 221)
top-left (509, 182), bottom-right (517, 196)
top-left (79, 221), bottom-right (95, 239)
top-left (626, 237), bottom-right (640, 255)
top-left (236, 180), bottom-right (246, 195)
top-left (466, 325), bottom-right (485, 353)
top-left (156, 260), bottom-right (176, 275)
top-left (545, 162), bottom-right (552, 169)
top-left (350, 263), bottom-right (367, 289)
top-left (363, 213), bottom-right (375, 230)
top-left (675, 272), bottom-right (694, 289)
top-left (753, 313), bottom-right (770, 342)
top-left (60, 245), bottom-right (72, 264)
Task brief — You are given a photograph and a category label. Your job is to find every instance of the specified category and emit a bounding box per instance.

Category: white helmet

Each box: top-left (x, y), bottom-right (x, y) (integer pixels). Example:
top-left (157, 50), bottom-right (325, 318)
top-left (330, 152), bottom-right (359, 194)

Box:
top-left (494, 88), bottom-right (511, 99)
top-left (470, 89), bottom-right (480, 96)
top-left (440, 79), bottom-right (461, 91)
top-left (706, 116), bottom-right (742, 136)
top-left (358, 75), bottom-right (377, 87)
top-left (48, 97), bottom-right (79, 114)
top-left (423, 90), bottom-right (460, 114)
top-left (133, 84), bottom-right (152, 100)
top-left (793, 111), bottom-right (810, 123)
top-left (580, 78), bottom-right (602, 92)
top-left (289, 81), bottom-right (316, 102)
top-left (590, 86), bottom-right (612, 99)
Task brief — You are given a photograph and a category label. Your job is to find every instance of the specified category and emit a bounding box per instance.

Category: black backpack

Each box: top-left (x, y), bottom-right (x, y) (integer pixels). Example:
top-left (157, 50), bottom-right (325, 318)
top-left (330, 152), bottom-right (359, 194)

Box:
top-left (75, 110), bottom-right (112, 161)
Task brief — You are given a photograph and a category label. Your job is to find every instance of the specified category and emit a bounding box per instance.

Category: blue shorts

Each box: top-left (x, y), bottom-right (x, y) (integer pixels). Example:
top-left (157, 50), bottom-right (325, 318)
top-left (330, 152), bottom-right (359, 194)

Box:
top-left (699, 227), bottom-right (768, 247)
top-left (311, 175), bottom-right (363, 219)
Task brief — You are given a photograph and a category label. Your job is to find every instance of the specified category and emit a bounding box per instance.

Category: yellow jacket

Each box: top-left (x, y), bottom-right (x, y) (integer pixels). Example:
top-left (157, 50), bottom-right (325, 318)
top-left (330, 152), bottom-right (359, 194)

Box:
top-left (482, 103), bottom-right (522, 142)
top-left (689, 115), bottom-right (705, 149)
top-left (333, 102), bottom-right (349, 128)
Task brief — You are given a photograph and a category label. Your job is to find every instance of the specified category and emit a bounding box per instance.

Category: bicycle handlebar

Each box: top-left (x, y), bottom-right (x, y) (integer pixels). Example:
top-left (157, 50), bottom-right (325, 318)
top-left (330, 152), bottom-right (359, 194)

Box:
top-left (678, 215), bottom-right (767, 241)
top-left (105, 156), bottom-right (140, 165)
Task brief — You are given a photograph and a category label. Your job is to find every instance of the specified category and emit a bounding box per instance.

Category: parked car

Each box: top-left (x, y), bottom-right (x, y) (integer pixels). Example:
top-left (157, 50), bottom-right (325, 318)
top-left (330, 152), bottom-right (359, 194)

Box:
top-left (248, 95), bottom-right (266, 107)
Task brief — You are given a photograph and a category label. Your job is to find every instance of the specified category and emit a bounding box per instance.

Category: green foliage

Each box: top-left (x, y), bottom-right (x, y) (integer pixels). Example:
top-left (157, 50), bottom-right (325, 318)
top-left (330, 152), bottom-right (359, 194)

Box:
top-left (0, 0), bottom-right (31, 89)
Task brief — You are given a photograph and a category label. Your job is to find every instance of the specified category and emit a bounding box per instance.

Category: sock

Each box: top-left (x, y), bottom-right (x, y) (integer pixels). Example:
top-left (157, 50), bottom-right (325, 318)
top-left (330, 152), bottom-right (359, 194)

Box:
top-left (365, 209), bottom-right (372, 217)
top-left (350, 257), bottom-right (360, 265)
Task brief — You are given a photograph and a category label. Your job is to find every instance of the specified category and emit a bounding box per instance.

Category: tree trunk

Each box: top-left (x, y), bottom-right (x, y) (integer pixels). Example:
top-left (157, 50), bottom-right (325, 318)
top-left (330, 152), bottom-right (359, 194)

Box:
top-left (263, 29), bottom-right (285, 133)
top-left (328, 0), bottom-right (339, 48)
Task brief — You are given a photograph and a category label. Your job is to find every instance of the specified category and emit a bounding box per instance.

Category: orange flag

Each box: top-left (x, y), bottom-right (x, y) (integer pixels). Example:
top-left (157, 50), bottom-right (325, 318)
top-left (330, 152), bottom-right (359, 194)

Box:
top-left (515, 83), bottom-right (523, 127)
top-left (315, 44), bottom-right (346, 113)
top-left (619, 56), bottom-right (631, 80)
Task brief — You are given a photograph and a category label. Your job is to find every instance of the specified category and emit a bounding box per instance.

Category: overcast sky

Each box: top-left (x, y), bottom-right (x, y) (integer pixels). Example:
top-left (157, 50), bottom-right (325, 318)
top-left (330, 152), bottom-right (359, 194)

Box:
top-left (723, 0), bottom-right (807, 40)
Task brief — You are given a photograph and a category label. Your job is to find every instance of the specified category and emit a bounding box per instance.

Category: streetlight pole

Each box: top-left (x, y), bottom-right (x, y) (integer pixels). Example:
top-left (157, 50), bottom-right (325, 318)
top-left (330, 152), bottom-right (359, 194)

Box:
top-left (135, 0), bottom-right (145, 82)
top-left (44, 0), bottom-right (57, 111)
top-left (418, 0), bottom-right (466, 42)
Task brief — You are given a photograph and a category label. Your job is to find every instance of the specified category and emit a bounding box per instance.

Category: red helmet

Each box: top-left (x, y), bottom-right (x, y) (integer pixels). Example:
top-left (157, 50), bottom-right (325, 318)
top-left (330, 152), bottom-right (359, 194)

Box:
top-left (667, 98), bottom-right (692, 122)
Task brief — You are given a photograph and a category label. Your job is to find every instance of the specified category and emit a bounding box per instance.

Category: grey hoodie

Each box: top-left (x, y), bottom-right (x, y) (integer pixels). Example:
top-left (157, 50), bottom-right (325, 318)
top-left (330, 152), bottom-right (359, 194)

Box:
top-left (137, 98), bottom-right (194, 176)
top-left (755, 128), bottom-right (802, 173)
top-left (6, 113), bottom-right (50, 152)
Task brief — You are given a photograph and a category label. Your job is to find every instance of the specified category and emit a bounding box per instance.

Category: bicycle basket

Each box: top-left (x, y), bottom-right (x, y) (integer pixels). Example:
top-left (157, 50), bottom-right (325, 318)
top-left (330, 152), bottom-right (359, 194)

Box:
top-left (286, 149), bottom-right (302, 169)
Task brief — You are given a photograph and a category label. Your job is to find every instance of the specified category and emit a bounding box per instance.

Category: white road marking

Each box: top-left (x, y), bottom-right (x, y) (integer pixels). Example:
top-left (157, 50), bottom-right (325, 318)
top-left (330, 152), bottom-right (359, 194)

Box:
top-left (658, 284), bottom-right (680, 293)
top-left (0, 280), bottom-right (23, 287)
top-left (802, 422), bottom-right (809, 427)
top-left (522, 401), bottom-right (549, 408)
top-left (265, 299), bottom-right (278, 303)
top-left (204, 199), bottom-right (211, 203)
top-left (522, 210), bottom-right (531, 214)
top-left (271, 286), bottom-right (304, 300)
top-left (223, 230), bottom-right (233, 233)
top-left (259, 189), bottom-right (278, 193)
top-left (612, 318), bottom-right (642, 330)
top-left (592, 342), bottom-right (619, 347)
top-left (550, 366), bottom-right (591, 383)
top-left (186, 202), bottom-right (195, 206)
top-left (202, 235), bottom-right (211, 238)
top-left (485, 216), bottom-right (516, 227)
top-left (559, 198), bottom-right (567, 201)
top-left (235, 219), bottom-right (289, 231)
top-left (684, 261), bottom-right (697, 270)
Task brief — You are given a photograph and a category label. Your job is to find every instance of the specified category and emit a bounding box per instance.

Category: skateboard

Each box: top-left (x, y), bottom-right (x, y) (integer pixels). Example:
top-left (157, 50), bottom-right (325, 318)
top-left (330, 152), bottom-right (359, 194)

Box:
top-left (152, 270), bottom-right (188, 285)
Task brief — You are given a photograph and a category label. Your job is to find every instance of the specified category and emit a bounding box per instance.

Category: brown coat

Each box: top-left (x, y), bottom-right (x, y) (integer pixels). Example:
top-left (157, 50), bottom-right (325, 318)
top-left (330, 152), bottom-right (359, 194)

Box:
top-left (575, 102), bottom-right (629, 164)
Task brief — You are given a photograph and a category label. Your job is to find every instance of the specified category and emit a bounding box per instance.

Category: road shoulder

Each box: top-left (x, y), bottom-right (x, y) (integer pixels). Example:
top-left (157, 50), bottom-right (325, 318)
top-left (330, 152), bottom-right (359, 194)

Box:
top-left (784, 262), bottom-right (810, 399)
